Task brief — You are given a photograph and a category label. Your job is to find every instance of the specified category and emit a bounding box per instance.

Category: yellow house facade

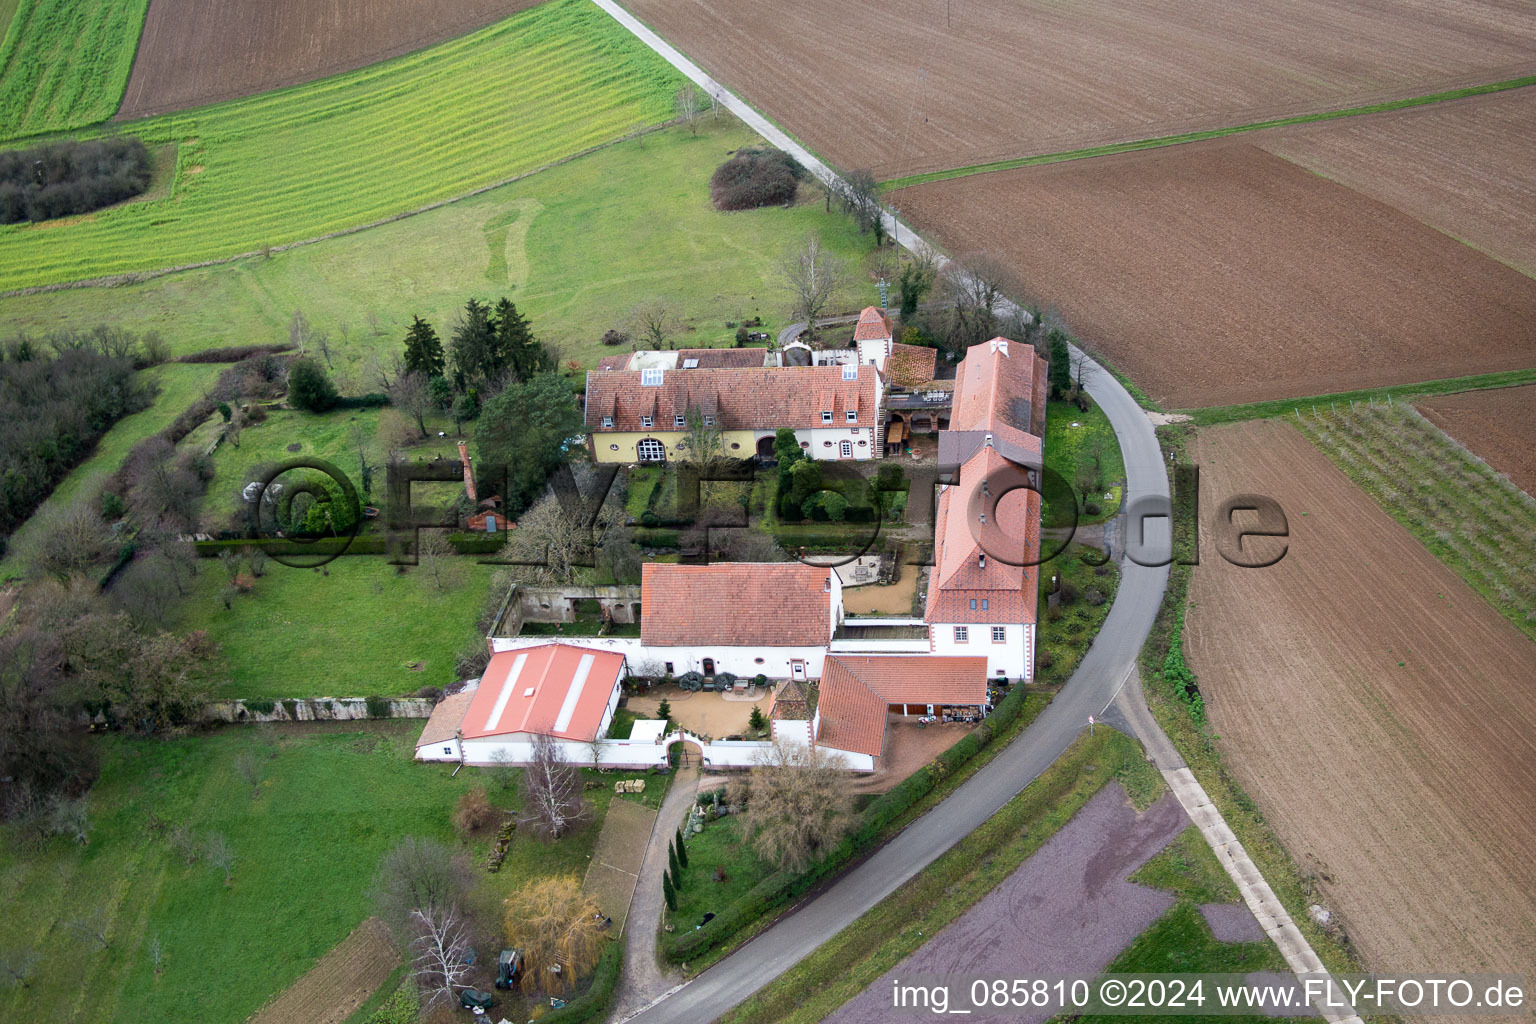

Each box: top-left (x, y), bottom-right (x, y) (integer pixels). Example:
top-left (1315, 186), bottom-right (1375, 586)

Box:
top-left (591, 429), bottom-right (761, 464)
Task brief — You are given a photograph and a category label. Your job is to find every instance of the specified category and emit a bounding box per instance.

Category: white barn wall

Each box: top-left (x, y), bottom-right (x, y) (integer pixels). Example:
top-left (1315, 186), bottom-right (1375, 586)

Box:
top-left (929, 622), bottom-right (1034, 682)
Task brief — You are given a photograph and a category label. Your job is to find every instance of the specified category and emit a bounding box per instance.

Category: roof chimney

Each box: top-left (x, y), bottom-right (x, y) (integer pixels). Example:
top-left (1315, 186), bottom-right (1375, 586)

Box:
top-left (457, 441), bottom-right (477, 503)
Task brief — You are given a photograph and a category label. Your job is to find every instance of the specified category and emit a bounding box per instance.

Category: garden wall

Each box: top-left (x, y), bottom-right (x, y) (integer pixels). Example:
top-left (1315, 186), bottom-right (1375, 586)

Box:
top-left (205, 695), bottom-right (435, 723)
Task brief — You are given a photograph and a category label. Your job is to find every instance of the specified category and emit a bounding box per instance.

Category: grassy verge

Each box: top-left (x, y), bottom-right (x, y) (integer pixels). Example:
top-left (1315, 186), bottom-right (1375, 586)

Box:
top-left (881, 75), bottom-right (1536, 190)
top-left (0, 0), bottom-right (150, 139)
top-left (1036, 547), bottom-right (1121, 688)
top-left (718, 729), bottom-right (1161, 1024)
top-left (0, 721), bottom-right (647, 1024)
top-left (1130, 825), bottom-right (1241, 904)
top-left (0, 118), bottom-right (873, 370)
top-left (0, 0), bottom-right (683, 290)
top-left (1182, 368), bottom-right (1536, 426)
top-left (1294, 402), bottom-right (1536, 644)
top-left (669, 817), bottom-right (774, 933)
top-left (1137, 423), bottom-right (1370, 982)
top-left (172, 555), bottom-right (497, 700)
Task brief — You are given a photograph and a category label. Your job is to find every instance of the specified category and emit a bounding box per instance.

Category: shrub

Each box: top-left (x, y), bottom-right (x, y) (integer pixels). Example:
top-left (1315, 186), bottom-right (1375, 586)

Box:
top-left (177, 343), bottom-right (293, 364)
top-left (286, 358), bottom-right (338, 412)
top-left (244, 698), bottom-right (276, 715)
top-left (709, 148), bottom-right (801, 210)
top-left (1083, 502), bottom-right (1101, 517)
top-left (601, 329), bottom-right (629, 347)
top-left (453, 787), bottom-right (497, 836)
top-left (0, 137), bottom-right (152, 223)
top-left (540, 940), bottom-right (622, 1024)
top-left (875, 463), bottom-right (905, 491)
top-left (415, 685), bottom-right (444, 703)
top-left (365, 981), bottom-right (419, 1024)
top-left (100, 492), bottom-right (125, 520)
top-left (364, 695), bottom-right (393, 718)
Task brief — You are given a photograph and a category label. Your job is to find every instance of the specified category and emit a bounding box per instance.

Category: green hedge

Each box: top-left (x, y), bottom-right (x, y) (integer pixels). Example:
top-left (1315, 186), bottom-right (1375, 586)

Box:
top-left (542, 940), bottom-right (623, 1024)
top-left (631, 528), bottom-right (680, 548)
top-left (192, 533), bottom-right (506, 557)
top-left (664, 684), bottom-right (1031, 963)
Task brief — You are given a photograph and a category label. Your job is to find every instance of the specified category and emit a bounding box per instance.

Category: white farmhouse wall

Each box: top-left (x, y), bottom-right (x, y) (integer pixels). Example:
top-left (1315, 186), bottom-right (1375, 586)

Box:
top-left (817, 745), bottom-right (876, 772)
top-left (928, 622), bottom-right (1034, 683)
top-left (771, 719), bottom-right (811, 747)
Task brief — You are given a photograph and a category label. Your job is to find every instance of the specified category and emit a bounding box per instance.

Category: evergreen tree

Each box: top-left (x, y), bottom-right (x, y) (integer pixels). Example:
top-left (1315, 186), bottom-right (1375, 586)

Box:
top-left (287, 357), bottom-right (337, 412)
top-left (475, 373), bottom-right (583, 515)
top-left (749, 704), bottom-right (767, 732)
top-left (669, 859), bottom-right (684, 893)
top-left (675, 829), bottom-right (689, 868)
top-left (402, 315), bottom-right (445, 379)
top-left (662, 869), bottom-right (677, 912)
top-left (493, 298), bottom-right (546, 381)
top-left (668, 839), bottom-right (682, 883)
top-left (1047, 329), bottom-right (1071, 399)
top-left (449, 298), bottom-right (496, 389)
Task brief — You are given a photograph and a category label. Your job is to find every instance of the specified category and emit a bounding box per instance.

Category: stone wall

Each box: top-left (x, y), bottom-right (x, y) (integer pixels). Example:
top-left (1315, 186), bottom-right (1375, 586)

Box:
top-left (204, 696), bottom-right (436, 724)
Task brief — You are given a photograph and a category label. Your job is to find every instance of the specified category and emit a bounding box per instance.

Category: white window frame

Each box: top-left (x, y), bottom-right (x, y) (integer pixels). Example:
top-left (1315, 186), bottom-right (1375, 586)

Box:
top-left (640, 415), bottom-right (653, 429)
top-left (703, 415), bottom-right (715, 427)
top-left (840, 440), bottom-right (853, 458)
top-left (846, 410), bottom-right (857, 423)
top-left (954, 626), bottom-right (968, 643)
top-left (600, 416), bottom-right (614, 429)
top-left (641, 368), bottom-right (664, 386)
top-left (674, 414), bottom-right (686, 428)
top-left (442, 746), bottom-right (453, 755)
top-left (992, 626), bottom-right (1007, 643)
top-left (821, 411), bottom-right (833, 424)
top-left (636, 438), bottom-right (666, 462)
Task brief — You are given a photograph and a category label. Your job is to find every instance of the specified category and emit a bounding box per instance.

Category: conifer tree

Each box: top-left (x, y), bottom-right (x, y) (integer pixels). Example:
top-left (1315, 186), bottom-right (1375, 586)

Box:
top-left (402, 315), bottom-right (445, 379)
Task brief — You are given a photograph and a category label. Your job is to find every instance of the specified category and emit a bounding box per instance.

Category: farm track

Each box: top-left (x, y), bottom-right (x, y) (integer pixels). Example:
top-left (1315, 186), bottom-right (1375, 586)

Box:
top-left (1416, 385), bottom-right (1536, 498)
top-left (620, 0), bottom-right (1536, 179)
top-left (891, 142), bottom-right (1536, 409)
top-left (118, 0), bottom-right (542, 119)
top-left (1187, 421), bottom-right (1536, 1013)
top-left (246, 916), bottom-right (398, 1024)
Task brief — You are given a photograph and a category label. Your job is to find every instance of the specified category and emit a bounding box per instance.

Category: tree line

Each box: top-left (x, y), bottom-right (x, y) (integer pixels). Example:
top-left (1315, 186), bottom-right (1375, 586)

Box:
top-left (0, 136), bottom-right (153, 224)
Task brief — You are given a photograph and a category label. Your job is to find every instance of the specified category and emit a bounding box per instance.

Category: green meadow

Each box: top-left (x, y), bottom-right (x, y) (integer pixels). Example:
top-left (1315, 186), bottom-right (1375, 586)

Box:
top-left (0, 0), bottom-right (150, 139)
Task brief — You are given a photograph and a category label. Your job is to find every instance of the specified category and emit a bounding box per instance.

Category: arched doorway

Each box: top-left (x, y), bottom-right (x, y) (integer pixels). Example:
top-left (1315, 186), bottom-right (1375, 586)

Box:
top-left (636, 438), bottom-right (666, 462)
top-left (756, 435), bottom-right (776, 460)
top-left (701, 657), bottom-right (715, 676)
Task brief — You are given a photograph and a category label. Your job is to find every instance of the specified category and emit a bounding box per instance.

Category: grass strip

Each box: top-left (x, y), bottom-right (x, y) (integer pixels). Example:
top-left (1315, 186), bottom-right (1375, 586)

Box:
top-left (1182, 368), bottom-right (1536, 425)
top-left (881, 76), bottom-right (1536, 190)
top-left (719, 728), bottom-right (1161, 1024)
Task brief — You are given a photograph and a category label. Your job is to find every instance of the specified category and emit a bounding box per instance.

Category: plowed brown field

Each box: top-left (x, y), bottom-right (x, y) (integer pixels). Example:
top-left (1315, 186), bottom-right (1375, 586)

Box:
top-left (248, 916), bottom-right (399, 1024)
top-left (1261, 89), bottom-right (1536, 278)
top-left (1416, 385), bottom-right (1536, 497)
top-left (1186, 420), bottom-right (1536, 990)
top-left (622, 0), bottom-right (1536, 178)
top-left (892, 143), bottom-right (1536, 408)
top-left (118, 0), bottom-right (542, 118)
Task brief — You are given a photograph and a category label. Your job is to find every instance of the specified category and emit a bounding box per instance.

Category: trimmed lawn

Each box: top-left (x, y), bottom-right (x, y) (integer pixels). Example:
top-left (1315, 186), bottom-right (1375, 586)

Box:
top-left (670, 817), bottom-right (773, 932)
top-left (0, 119), bottom-right (874, 369)
top-left (173, 555), bottom-right (496, 700)
top-left (0, 721), bottom-right (656, 1024)
top-left (1044, 399), bottom-right (1124, 527)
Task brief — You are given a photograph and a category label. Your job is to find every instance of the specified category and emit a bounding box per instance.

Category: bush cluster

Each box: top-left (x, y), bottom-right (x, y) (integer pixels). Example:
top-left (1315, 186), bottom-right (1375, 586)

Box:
top-left (709, 147), bottom-right (802, 211)
top-left (541, 940), bottom-right (623, 1024)
top-left (0, 137), bottom-right (152, 223)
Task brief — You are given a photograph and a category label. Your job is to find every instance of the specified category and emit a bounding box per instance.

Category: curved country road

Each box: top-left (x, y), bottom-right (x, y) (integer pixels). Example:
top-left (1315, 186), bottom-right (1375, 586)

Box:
top-left (589, 3), bottom-right (1355, 1021)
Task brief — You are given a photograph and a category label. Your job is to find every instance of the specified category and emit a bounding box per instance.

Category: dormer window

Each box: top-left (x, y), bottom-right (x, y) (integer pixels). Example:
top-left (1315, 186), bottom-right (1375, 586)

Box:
top-left (640, 415), bottom-right (653, 429)
top-left (979, 553), bottom-right (986, 568)
top-left (601, 416), bottom-right (613, 429)
top-left (823, 576), bottom-right (831, 592)
top-left (674, 415), bottom-right (686, 428)
top-left (641, 368), bottom-right (664, 386)
top-left (703, 415), bottom-right (715, 426)
top-left (846, 410), bottom-right (857, 423)
top-left (821, 411), bottom-right (833, 424)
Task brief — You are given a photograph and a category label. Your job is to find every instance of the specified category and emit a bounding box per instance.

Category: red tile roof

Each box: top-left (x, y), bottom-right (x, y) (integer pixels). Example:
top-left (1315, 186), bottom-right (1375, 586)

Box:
top-left (950, 337), bottom-right (1047, 460)
top-left (885, 343), bottom-right (939, 388)
top-left (459, 644), bottom-right (624, 743)
top-left (676, 348), bottom-right (770, 369)
top-left (641, 563), bottom-right (834, 646)
top-left (817, 656), bottom-right (989, 757)
top-left (585, 365), bottom-right (880, 433)
top-left (853, 306), bottom-right (893, 342)
top-left (415, 691), bottom-right (476, 748)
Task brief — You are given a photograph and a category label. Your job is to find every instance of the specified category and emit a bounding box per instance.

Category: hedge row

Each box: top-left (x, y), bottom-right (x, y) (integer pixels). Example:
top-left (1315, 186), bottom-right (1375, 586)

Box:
top-left (176, 343), bottom-right (295, 364)
top-left (191, 533), bottom-right (506, 557)
top-left (664, 683), bottom-right (1031, 963)
top-left (542, 940), bottom-right (623, 1024)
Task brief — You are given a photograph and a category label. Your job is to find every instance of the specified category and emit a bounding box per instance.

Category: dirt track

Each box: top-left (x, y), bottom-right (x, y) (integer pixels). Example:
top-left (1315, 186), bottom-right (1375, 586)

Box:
top-left (118, 0), bottom-right (542, 118)
top-left (1415, 385), bottom-right (1536, 497)
top-left (1187, 420), bottom-right (1536, 994)
top-left (622, 0), bottom-right (1536, 178)
top-left (248, 916), bottom-right (398, 1024)
top-left (893, 143), bottom-right (1536, 408)
top-left (829, 785), bottom-right (1188, 1024)
top-left (1261, 89), bottom-right (1536, 279)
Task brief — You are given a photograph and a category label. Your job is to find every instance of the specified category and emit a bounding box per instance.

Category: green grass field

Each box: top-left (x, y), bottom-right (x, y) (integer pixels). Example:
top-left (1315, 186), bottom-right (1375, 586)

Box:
top-left (671, 817), bottom-right (773, 932)
top-left (173, 555), bottom-right (497, 701)
top-left (0, 722), bottom-right (651, 1024)
top-left (0, 0), bottom-right (683, 290)
top-left (0, 118), bottom-right (873, 369)
top-left (1043, 399), bottom-right (1124, 527)
top-left (0, 0), bottom-right (149, 140)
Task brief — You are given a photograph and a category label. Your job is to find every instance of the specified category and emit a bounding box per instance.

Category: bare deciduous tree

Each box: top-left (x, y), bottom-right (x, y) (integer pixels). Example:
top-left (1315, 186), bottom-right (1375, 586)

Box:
top-left (835, 168), bottom-right (884, 239)
top-left (628, 299), bottom-right (680, 351)
top-left (109, 554), bottom-right (177, 627)
top-left (389, 371), bottom-right (433, 438)
top-left (370, 837), bottom-right (474, 941)
top-left (409, 906), bottom-right (472, 1010)
top-left (934, 252), bottom-right (1012, 354)
top-left (585, 731), bottom-right (607, 770)
top-left (497, 493), bottom-right (621, 586)
top-left (68, 915), bottom-right (110, 951)
top-left (417, 530), bottom-right (464, 592)
top-left (203, 831), bottom-right (235, 884)
top-left (0, 949), bottom-right (40, 988)
top-left (779, 235), bottom-right (848, 343)
top-left (288, 309), bottom-right (311, 355)
top-left (234, 752), bottom-right (266, 798)
top-left (741, 740), bottom-right (853, 871)
top-left (521, 734), bottom-right (587, 840)
top-left (29, 499), bottom-right (110, 579)
top-left (676, 84), bottom-right (704, 135)
top-left (148, 934), bottom-right (164, 977)
top-left (315, 331), bottom-right (334, 369)
top-left (502, 875), bottom-right (605, 996)
top-left (488, 748), bottom-right (518, 793)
